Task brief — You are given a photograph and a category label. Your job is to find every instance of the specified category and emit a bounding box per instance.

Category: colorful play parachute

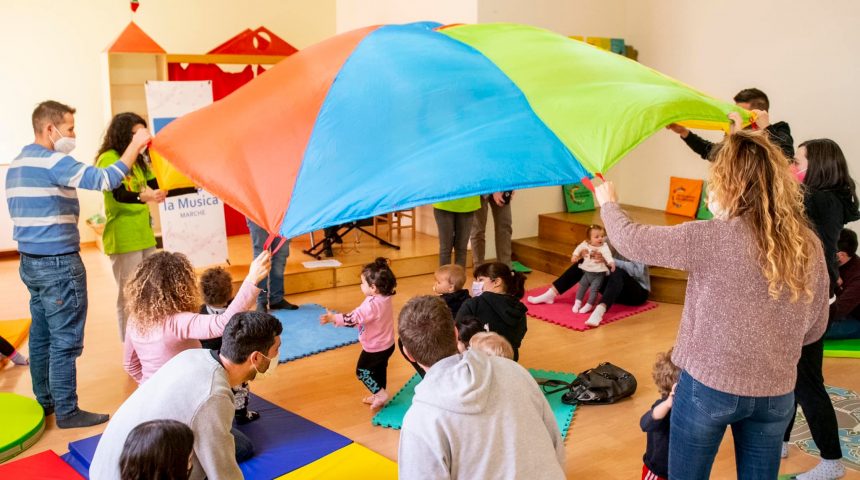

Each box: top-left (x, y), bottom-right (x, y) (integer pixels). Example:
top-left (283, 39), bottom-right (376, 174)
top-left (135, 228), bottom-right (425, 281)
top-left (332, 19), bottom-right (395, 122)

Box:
top-left (150, 21), bottom-right (748, 239)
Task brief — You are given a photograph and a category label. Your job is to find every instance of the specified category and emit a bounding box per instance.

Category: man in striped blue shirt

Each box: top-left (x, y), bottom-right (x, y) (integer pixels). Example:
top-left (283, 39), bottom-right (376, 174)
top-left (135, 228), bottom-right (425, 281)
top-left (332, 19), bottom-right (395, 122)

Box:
top-left (6, 100), bottom-right (150, 428)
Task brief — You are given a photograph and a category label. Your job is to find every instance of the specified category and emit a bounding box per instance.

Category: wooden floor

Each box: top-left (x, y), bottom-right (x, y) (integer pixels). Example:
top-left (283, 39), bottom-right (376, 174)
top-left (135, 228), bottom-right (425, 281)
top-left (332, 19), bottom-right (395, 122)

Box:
top-left (2, 244), bottom-right (859, 478)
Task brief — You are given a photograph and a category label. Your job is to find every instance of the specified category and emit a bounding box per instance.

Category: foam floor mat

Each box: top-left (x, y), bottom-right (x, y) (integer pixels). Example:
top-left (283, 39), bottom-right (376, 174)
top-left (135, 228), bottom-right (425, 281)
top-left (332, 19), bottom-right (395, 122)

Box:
top-left (273, 305), bottom-right (359, 362)
top-left (524, 285), bottom-right (657, 331)
top-left (373, 368), bottom-right (577, 439)
top-left (275, 443), bottom-right (397, 480)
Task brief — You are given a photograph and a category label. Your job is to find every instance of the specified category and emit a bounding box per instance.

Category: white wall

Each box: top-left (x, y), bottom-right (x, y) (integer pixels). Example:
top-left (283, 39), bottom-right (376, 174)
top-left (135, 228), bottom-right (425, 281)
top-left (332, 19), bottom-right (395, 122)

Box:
top-left (336, 0), bottom-right (478, 33)
top-left (0, 0), bottom-right (335, 243)
top-left (612, 0), bottom-right (860, 219)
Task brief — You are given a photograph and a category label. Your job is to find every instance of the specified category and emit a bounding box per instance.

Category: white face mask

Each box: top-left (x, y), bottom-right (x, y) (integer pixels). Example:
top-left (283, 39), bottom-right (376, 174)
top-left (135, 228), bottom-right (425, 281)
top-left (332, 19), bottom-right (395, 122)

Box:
top-left (470, 281), bottom-right (484, 297)
top-left (253, 352), bottom-right (278, 380)
top-left (50, 128), bottom-right (76, 154)
top-left (706, 191), bottom-right (729, 220)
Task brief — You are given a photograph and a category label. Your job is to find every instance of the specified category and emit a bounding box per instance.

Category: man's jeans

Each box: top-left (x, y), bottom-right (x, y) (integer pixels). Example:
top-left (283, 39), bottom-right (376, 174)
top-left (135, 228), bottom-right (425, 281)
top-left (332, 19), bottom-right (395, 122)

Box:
top-left (19, 253), bottom-right (88, 418)
top-left (246, 219), bottom-right (289, 309)
top-left (669, 371), bottom-right (794, 479)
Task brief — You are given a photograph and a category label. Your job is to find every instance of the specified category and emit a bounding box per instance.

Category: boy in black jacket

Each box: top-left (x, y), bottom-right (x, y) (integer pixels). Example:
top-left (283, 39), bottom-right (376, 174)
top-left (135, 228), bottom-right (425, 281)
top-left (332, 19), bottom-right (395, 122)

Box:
top-left (667, 88), bottom-right (794, 160)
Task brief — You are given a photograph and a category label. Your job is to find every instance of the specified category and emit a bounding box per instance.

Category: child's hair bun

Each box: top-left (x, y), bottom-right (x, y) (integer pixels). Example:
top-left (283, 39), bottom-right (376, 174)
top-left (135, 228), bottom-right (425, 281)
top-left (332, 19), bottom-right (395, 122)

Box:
top-left (374, 257), bottom-right (391, 269)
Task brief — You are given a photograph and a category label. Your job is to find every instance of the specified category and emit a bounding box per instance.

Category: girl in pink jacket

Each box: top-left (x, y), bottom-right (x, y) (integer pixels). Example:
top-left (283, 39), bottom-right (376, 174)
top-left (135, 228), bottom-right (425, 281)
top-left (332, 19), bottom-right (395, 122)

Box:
top-left (321, 257), bottom-right (396, 411)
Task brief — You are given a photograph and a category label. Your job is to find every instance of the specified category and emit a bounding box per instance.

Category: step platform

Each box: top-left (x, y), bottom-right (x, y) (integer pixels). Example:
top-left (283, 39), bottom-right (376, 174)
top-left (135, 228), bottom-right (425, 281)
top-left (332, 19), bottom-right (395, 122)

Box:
top-left (512, 206), bottom-right (692, 304)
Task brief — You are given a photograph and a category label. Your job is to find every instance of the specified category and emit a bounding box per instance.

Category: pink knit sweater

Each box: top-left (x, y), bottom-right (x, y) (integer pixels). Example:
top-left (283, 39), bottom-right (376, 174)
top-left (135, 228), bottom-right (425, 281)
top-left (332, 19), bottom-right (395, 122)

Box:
top-left (124, 279), bottom-right (260, 383)
top-left (334, 294), bottom-right (395, 353)
top-left (601, 202), bottom-right (829, 396)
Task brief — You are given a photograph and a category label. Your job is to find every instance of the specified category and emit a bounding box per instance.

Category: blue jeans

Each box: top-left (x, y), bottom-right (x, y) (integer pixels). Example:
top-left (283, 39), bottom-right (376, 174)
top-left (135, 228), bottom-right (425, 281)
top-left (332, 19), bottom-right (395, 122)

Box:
top-left (825, 316), bottom-right (860, 339)
top-left (19, 253), bottom-right (88, 418)
top-left (246, 219), bottom-right (289, 309)
top-left (669, 371), bottom-right (794, 479)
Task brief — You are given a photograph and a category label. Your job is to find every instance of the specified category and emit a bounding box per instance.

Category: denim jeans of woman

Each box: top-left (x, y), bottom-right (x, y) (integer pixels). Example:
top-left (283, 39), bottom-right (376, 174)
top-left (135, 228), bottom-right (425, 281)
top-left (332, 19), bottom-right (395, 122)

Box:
top-left (668, 371), bottom-right (794, 479)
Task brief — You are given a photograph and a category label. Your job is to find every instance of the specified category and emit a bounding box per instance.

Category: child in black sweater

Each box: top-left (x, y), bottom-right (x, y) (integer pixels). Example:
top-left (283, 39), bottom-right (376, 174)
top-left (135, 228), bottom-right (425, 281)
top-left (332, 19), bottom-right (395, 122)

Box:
top-left (433, 264), bottom-right (471, 317)
top-left (640, 349), bottom-right (680, 480)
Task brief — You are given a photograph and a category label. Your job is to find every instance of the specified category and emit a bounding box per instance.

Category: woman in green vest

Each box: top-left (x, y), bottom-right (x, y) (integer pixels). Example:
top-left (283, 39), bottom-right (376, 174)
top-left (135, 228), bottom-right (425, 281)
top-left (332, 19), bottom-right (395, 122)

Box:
top-left (433, 196), bottom-right (481, 267)
top-left (95, 112), bottom-right (193, 341)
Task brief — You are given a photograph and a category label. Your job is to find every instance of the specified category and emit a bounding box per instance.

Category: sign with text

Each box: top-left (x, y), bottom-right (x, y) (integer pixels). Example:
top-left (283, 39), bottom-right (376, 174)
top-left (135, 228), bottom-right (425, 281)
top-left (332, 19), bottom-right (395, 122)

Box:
top-left (159, 190), bottom-right (227, 267)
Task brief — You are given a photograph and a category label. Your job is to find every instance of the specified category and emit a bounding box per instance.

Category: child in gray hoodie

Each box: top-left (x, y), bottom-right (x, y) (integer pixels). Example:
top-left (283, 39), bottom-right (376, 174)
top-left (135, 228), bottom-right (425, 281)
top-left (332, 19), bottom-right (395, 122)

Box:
top-left (398, 296), bottom-right (565, 480)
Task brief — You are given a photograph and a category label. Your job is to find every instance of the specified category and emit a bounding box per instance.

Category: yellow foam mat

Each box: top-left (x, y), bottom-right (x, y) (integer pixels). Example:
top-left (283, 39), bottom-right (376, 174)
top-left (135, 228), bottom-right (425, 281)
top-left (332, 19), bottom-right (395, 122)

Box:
top-left (0, 318), bottom-right (30, 367)
top-left (276, 443), bottom-right (397, 480)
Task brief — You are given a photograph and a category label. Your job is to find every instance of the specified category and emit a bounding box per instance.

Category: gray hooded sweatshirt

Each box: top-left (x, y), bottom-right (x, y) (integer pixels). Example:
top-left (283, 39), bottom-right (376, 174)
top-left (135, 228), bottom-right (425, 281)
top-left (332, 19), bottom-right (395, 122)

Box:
top-left (398, 350), bottom-right (565, 479)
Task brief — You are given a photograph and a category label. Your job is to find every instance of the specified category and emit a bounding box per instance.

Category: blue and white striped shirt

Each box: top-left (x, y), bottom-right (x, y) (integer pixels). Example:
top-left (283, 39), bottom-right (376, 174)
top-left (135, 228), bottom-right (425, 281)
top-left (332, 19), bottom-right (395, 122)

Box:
top-left (6, 144), bottom-right (129, 255)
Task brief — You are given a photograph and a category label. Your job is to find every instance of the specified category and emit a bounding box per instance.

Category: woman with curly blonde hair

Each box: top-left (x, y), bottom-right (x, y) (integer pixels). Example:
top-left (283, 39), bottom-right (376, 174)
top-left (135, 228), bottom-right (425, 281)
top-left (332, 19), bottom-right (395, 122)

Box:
top-left (123, 250), bottom-right (271, 383)
top-left (595, 127), bottom-right (829, 479)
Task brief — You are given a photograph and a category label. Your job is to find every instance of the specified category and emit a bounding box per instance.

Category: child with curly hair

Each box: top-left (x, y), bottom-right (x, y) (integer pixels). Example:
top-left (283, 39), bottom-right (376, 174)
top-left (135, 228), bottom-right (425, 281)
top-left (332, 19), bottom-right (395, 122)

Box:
top-left (640, 349), bottom-right (680, 480)
top-left (321, 258), bottom-right (396, 411)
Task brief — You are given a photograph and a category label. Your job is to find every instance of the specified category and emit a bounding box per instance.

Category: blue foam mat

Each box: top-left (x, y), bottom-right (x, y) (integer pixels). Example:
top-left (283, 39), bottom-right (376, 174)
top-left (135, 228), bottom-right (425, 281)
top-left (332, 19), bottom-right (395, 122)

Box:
top-left (236, 395), bottom-right (352, 478)
top-left (273, 304), bottom-right (359, 362)
top-left (60, 451), bottom-right (90, 478)
top-left (62, 395), bottom-right (353, 480)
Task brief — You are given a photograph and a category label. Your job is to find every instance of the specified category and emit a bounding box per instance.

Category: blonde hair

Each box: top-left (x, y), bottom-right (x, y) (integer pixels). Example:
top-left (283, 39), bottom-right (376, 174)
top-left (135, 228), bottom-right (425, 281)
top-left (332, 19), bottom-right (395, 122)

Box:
top-left (125, 251), bottom-right (201, 335)
top-left (709, 130), bottom-right (818, 302)
top-left (652, 348), bottom-right (680, 396)
top-left (436, 264), bottom-right (466, 290)
top-left (469, 332), bottom-right (514, 360)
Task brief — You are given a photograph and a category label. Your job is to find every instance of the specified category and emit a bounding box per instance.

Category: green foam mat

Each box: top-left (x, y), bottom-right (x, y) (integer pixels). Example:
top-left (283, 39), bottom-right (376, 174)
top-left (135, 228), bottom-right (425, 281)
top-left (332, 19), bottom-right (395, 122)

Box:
top-left (511, 261), bottom-right (532, 273)
top-left (372, 368), bottom-right (577, 439)
top-left (823, 338), bottom-right (860, 358)
top-left (0, 393), bottom-right (45, 463)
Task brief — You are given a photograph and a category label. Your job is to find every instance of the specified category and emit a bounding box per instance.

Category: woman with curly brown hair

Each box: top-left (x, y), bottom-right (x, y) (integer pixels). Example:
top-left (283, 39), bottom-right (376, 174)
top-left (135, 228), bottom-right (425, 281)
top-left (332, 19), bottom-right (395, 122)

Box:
top-left (123, 250), bottom-right (271, 384)
top-left (595, 127), bottom-right (829, 479)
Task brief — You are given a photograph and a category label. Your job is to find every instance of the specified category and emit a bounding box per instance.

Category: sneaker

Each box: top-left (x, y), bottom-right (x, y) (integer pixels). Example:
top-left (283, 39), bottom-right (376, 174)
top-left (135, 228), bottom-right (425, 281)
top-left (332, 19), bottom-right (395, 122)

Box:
top-left (269, 299), bottom-right (300, 311)
top-left (235, 408), bottom-right (261, 425)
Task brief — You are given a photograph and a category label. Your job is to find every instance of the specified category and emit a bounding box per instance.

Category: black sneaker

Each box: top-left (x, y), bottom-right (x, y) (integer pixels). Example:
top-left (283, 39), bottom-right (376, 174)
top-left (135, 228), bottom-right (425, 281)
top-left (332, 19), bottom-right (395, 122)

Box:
top-left (269, 299), bottom-right (299, 310)
top-left (235, 408), bottom-right (261, 425)
top-left (42, 405), bottom-right (55, 416)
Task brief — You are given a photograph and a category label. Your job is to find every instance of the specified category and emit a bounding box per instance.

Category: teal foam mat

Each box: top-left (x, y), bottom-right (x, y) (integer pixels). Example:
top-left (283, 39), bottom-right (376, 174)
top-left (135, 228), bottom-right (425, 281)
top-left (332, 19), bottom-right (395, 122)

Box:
top-left (372, 368), bottom-right (577, 439)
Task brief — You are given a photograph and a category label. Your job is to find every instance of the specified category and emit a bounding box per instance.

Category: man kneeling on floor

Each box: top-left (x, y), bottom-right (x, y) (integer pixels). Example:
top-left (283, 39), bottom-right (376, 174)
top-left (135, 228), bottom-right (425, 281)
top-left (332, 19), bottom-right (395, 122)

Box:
top-left (90, 311), bottom-right (283, 480)
top-left (397, 295), bottom-right (566, 480)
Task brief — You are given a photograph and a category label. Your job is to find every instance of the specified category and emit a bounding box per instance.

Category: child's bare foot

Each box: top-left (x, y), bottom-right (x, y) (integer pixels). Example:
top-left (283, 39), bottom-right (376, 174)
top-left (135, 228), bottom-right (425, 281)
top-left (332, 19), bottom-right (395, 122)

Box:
top-left (370, 389), bottom-right (389, 412)
top-left (362, 395), bottom-right (375, 405)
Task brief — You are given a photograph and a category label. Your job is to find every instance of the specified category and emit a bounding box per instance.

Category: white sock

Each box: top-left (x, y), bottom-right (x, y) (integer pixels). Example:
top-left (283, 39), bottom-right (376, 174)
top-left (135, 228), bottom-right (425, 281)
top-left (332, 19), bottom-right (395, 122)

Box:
top-left (572, 300), bottom-right (582, 313)
top-left (796, 458), bottom-right (845, 480)
top-left (579, 303), bottom-right (593, 314)
top-left (781, 442), bottom-right (789, 459)
top-left (585, 304), bottom-right (607, 327)
top-left (527, 288), bottom-right (557, 305)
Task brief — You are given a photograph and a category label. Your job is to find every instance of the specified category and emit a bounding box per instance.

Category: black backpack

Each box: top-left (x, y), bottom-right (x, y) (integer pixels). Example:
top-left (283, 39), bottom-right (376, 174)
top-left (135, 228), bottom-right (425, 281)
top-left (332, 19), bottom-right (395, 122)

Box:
top-left (539, 362), bottom-right (637, 405)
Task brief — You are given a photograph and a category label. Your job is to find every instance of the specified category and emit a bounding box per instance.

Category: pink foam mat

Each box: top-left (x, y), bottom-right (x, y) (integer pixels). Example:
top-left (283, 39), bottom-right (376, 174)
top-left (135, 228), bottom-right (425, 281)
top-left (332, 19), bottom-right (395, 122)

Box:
top-left (524, 285), bottom-right (658, 331)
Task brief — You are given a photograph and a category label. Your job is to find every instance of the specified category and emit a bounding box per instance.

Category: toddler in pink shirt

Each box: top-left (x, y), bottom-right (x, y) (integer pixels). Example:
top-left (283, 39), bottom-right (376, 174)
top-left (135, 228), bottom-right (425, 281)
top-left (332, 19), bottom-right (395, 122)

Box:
top-left (321, 257), bottom-right (396, 411)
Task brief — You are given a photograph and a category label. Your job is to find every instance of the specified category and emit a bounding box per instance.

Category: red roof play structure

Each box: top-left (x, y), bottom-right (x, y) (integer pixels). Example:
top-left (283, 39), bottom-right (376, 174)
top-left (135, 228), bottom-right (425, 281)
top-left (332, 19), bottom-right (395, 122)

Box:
top-left (208, 27), bottom-right (298, 56)
top-left (106, 21), bottom-right (165, 54)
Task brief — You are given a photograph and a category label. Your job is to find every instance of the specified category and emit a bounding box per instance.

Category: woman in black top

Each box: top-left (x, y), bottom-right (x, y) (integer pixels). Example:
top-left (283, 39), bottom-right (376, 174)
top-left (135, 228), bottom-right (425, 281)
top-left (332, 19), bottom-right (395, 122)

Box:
top-left (783, 139), bottom-right (859, 479)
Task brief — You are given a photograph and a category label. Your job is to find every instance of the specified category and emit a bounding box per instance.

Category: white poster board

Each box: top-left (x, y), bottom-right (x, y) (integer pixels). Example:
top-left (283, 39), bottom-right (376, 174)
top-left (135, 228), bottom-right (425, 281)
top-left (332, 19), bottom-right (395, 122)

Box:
top-left (145, 81), bottom-right (227, 267)
top-left (159, 190), bottom-right (228, 267)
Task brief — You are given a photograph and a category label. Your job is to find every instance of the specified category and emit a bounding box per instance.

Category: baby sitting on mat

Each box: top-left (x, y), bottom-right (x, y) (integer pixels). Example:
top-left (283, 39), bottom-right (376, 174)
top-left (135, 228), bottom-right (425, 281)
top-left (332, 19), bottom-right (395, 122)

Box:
top-left (571, 225), bottom-right (615, 314)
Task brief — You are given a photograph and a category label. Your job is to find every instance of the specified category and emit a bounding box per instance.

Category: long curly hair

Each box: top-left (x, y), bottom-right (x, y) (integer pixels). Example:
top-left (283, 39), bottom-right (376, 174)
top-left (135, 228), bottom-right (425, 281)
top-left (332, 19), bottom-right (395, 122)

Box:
top-left (708, 130), bottom-right (818, 302)
top-left (95, 112), bottom-right (147, 170)
top-left (125, 251), bottom-right (200, 335)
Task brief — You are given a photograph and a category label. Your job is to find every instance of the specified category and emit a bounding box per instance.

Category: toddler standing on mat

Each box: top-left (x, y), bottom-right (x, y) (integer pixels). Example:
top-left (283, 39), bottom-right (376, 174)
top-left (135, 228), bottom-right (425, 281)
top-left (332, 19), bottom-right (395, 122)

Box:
top-left (572, 225), bottom-right (615, 314)
top-left (640, 349), bottom-right (680, 480)
top-left (321, 258), bottom-right (396, 411)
